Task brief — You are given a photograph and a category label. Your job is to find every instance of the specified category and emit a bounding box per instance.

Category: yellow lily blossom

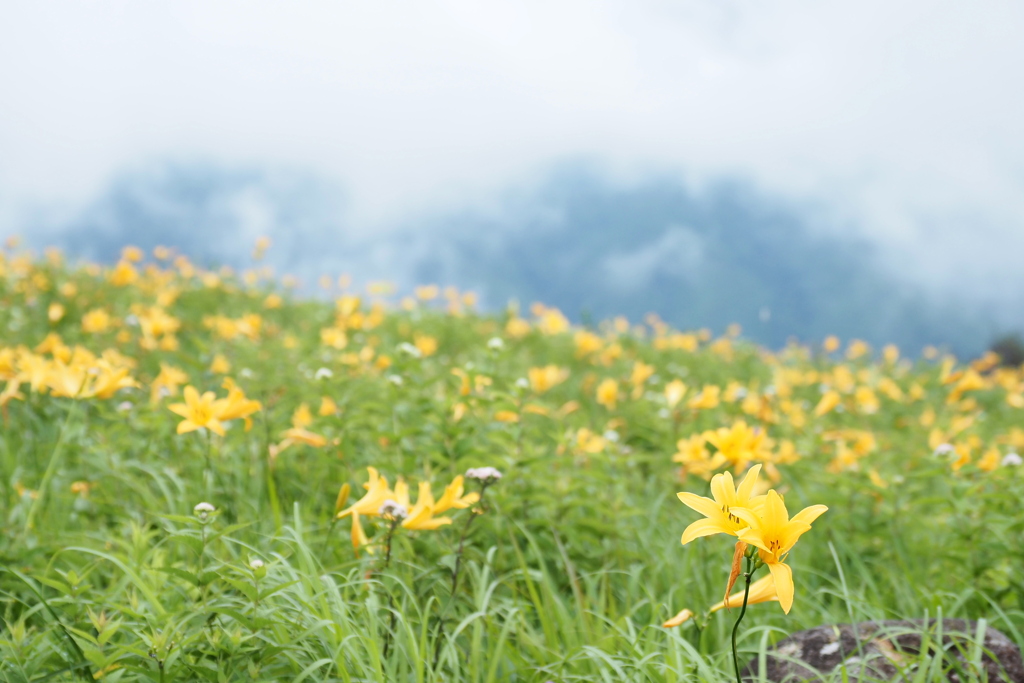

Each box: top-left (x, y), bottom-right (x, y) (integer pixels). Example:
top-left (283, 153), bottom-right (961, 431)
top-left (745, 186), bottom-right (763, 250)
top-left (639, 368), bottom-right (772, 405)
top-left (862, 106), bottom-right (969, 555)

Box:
top-left (433, 475), bottom-right (480, 514)
top-left (732, 490), bottom-right (827, 613)
top-left (338, 467), bottom-right (393, 518)
top-left (216, 379), bottom-right (262, 428)
top-left (168, 386), bottom-right (227, 436)
top-left (401, 481), bottom-right (453, 530)
top-left (710, 573), bottom-right (779, 613)
top-left (677, 464), bottom-right (766, 543)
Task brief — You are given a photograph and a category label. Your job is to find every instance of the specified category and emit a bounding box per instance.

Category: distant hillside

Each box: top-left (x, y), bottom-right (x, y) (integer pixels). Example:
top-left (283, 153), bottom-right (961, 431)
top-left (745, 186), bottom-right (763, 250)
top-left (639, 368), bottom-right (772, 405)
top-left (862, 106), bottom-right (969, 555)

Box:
top-left (33, 161), bottom-right (1002, 356)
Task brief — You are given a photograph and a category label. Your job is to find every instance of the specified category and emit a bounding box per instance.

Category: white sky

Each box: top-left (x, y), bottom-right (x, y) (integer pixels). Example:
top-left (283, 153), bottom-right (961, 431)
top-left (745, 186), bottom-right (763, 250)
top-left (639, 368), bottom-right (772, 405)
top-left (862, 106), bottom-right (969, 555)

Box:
top-left (2, 0), bottom-right (1023, 290)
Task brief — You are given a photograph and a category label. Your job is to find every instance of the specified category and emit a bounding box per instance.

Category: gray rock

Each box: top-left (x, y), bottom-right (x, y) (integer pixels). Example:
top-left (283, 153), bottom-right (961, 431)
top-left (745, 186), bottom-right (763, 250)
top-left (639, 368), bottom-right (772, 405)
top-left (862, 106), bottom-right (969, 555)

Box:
top-left (742, 619), bottom-right (1024, 682)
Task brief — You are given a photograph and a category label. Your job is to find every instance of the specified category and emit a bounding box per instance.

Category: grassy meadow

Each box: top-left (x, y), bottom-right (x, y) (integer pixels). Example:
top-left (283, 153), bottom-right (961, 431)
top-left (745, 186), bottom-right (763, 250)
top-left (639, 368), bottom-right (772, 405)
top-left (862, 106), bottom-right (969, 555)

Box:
top-left (1, 242), bottom-right (1023, 681)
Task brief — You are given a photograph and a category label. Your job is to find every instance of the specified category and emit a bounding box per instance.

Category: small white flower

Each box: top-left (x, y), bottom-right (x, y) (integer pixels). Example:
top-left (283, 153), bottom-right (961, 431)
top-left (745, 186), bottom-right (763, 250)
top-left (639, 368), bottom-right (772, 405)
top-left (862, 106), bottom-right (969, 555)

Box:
top-left (249, 559), bottom-right (265, 569)
top-left (124, 314), bottom-right (139, 326)
top-left (487, 337), bottom-right (505, 350)
top-left (603, 430), bottom-right (620, 443)
top-left (314, 367), bottom-right (334, 380)
top-left (116, 401), bottom-right (133, 412)
top-left (387, 374), bottom-right (404, 386)
top-left (397, 342), bottom-right (422, 358)
top-left (762, 386), bottom-right (775, 397)
top-left (1002, 452), bottom-right (1023, 467)
top-left (657, 408), bottom-right (671, 419)
top-left (240, 368), bottom-right (254, 379)
top-left (933, 443), bottom-right (956, 458)
top-left (193, 502), bottom-right (215, 520)
top-left (466, 466), bottom-right (503, 483)
top-left (734, 387), bottom-right (750, 400)
top-left (515, 377), bottom-right (529, 389)
top-left (378, 499), bottom-right (408, 520)
top-left (157, 386), bottom-right (172, 399)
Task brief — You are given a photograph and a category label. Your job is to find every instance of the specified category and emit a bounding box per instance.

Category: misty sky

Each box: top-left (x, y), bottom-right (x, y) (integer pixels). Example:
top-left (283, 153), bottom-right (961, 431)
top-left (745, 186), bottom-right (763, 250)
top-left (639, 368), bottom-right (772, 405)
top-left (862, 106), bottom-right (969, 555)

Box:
top-left (2, 1), bottom-right (1023, 298)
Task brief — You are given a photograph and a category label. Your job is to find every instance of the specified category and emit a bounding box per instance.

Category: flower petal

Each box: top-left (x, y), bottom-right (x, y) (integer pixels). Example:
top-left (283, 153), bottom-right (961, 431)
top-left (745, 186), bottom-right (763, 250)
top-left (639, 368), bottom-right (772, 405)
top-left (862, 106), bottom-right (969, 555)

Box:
top-left (767, 561), bottom-right (794, 614)
top-left (681, 518), bottom-right (731, 544)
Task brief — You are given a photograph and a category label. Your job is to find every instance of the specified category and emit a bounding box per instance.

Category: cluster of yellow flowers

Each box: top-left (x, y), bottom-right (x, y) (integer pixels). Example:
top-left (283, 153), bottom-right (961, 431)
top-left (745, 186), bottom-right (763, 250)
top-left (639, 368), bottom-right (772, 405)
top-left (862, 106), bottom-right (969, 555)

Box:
top-left (336, 468), bottom-right (480, 554)
top-left (0, 336), bottom-right (137, 405)
top-left (666, 465), bottom-right (827, 624)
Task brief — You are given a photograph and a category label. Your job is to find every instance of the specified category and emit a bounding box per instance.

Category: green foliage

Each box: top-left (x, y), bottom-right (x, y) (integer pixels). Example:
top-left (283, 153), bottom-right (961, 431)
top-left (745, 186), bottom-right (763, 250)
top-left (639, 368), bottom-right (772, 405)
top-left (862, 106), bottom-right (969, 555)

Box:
top-left (0, 249), bottom-right (1022, 680)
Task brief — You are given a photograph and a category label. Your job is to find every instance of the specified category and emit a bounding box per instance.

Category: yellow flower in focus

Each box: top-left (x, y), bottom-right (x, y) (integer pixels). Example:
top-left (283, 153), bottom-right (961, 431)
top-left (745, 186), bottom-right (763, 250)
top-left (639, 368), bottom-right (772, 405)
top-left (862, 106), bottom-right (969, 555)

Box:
top-left (733, 490), bottom-right (828, 613)
top-left (677, 465), bottom-right (766, 543)
top-left (596, 378), bottom-right (619, 410)
top-left (168, 386), bottom-right (227, 436)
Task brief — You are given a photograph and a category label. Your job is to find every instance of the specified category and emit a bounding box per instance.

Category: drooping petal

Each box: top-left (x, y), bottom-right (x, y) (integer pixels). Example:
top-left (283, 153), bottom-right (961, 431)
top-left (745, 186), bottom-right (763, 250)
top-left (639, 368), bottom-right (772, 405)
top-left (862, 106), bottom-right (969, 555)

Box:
top-left (168, 403), bottom-right (190, 418)
top-left (177, 420), bottom-right (200, 434)
top-left (766, 561), bottom-right (794, 614)
top-left (207, 418), bottom-right (226, 437)
top-left (709, 574), bottom-right (778, 613)
top-left (662, 608), bottom-right (694, 628)
top-left (677, 492), bottom-right (724, 519)
top-left (681, 518), bottom-right (730, 544)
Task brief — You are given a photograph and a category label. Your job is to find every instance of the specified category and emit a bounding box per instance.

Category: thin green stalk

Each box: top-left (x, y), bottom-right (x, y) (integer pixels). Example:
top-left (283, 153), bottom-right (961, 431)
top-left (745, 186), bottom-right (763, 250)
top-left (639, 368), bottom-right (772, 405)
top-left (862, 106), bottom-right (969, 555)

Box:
top-left (731, 556), bottom-right (754, 683)
top-left (24, 400), bottom-right (77, 534)
top-left (432, 481), bottom-right (491, 668)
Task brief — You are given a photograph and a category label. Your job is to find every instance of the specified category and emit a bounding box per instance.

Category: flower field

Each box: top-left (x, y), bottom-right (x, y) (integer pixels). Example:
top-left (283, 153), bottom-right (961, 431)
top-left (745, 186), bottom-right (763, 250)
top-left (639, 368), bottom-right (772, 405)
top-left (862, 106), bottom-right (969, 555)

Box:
top-left (1, 242), bottom-right (1023, 681)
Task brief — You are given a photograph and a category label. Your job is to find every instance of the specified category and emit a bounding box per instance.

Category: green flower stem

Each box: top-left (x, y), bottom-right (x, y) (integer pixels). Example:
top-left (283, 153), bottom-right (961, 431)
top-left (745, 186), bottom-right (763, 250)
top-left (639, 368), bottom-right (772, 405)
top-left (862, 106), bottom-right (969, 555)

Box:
top-left (731, 555), bottom-right (755, 683)
top-left (23, 400), bottom-right (77, 535)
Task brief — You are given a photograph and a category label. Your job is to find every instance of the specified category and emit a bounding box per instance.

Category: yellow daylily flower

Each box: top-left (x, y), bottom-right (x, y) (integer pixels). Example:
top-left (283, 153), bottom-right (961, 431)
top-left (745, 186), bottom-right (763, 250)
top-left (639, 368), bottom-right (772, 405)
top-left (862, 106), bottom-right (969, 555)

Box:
top-left (432, 475), bottom-right (480, 514)
top-left (402, 481), bottom-right (453, 530)
top-left (732, 490), bottom-right (828, 613)
top-left (338, 467), bottom-right (393, 518)
top-left (168, 386), bottom-right (227, 436)
top-left (677, 464), bottom-right (766, 543)
top-left (710, 573), bottom-right (779, 613)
